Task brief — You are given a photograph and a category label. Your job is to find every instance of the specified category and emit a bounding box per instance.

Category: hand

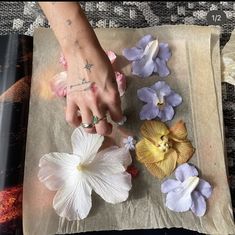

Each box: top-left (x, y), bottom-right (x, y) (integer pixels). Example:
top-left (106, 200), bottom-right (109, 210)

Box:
top-left (65, 44), bottom-right (124, 135)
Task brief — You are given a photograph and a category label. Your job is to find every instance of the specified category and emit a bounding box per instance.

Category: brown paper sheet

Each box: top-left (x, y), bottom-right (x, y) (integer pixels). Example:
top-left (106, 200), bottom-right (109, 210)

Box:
top-left (23, 26), bottom-right (235, 235)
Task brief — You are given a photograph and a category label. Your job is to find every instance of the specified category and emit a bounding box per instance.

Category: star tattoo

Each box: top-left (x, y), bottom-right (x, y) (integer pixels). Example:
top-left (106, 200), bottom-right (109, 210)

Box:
top-left (84, 59), bottom-right (94, 72)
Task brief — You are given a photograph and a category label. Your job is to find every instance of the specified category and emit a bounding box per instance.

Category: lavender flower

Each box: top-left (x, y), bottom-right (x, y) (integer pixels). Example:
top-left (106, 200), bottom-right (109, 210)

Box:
top-left (123, 136), bottom-right (136, 151)
top-left (137, 81), bottom-right (182, 122)
top-left (123, 34), bottom-right (171, 78)
top-left (161, 163), bottom-right (213, 217)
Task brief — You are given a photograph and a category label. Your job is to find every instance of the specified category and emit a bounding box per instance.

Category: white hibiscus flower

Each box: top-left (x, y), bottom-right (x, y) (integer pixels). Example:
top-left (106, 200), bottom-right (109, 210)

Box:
top-left (38, 127), bottom-right (132, 221)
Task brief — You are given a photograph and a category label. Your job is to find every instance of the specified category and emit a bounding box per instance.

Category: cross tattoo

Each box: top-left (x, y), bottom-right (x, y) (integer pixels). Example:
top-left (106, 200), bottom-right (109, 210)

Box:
top-left (84, 59), bottom-right (94, 72)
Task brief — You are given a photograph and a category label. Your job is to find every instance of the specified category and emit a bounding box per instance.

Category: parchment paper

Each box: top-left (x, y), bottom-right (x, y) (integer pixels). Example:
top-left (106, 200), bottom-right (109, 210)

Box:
top-left (23, 26), bottom-right (235, 235)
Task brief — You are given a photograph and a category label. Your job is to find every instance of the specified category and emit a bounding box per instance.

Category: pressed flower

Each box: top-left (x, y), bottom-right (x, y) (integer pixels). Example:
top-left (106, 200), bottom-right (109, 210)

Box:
top-left (38, 127), bottom-right (132, 221)
top-left (51, 51), bottom-right (126, 97)
top-left (137, 81), bottom-right (182, 122)
top-left (123, 34), bottom-right (171, 78)
top-left (127, 165), bottom-right (139, 178)
top-left (161, 163), bottom-right (212, 217)
top-left (136, 120), bottom-right (195, 179)
top-left (123, 136), bottom-right (136, 151)
top-left (50, 71), bottom-right (67, 98)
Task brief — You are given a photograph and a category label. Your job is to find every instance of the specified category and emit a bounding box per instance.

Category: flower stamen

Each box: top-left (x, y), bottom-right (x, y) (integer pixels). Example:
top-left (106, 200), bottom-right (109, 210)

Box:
top-left (157, 135), bottom-right (172, 153)
top-left (76, 164), bottom-right (84, 171)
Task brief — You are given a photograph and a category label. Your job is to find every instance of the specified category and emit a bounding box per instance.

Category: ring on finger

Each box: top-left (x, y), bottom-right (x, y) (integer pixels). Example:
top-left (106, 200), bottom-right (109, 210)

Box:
top-left (81, 123), bottom-right (94, 128)
top-left (92, 115), bottom-right (107, 125)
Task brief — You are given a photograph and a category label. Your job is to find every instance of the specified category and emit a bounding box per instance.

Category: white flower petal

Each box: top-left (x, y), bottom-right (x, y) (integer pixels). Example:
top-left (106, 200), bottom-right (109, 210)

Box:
top-left (53, 177), bottom-right (92, 220)
top-left (88, 172), bottom-right (132, 204)
top-left (38, 153), bottom-right (80, 191)
top-left (71, 127), bottom-right (104, 164)
top-left (88, 146), bottom-right (132, 175)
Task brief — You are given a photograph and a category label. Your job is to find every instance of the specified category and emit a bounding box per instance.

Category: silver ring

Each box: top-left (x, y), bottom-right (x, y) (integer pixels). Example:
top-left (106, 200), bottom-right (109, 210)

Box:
top-left (81, 123), bottom-right (94, 128)
top-left (92, 115), bottom-right (107, 125)
top-left (116, 116), bottom-right (127, 126)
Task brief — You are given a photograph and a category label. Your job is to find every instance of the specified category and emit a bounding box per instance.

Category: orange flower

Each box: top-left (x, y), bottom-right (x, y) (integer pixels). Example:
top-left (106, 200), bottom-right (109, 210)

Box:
top-left (136, 120), bottom-right (195, 179)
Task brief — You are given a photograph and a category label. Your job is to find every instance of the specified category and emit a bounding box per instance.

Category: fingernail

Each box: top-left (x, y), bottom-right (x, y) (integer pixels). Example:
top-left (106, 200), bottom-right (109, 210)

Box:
top-left (117, 116), bottom-right (127, 126)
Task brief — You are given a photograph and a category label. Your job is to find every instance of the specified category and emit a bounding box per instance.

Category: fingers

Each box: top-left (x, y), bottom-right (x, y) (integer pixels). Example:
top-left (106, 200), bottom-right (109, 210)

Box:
top-left (106, 88), bottom-right (124, 123)
top-left (79, 106), bottom-right (96, 134)
top-left (92, 105), bottom-right (112, 136)
top-left (65, 102), bottom-right (81, 127)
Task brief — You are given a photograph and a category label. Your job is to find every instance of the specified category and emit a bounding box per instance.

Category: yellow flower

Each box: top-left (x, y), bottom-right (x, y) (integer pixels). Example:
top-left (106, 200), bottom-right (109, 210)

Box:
top-left (136, 120), bottom-right (195, 179)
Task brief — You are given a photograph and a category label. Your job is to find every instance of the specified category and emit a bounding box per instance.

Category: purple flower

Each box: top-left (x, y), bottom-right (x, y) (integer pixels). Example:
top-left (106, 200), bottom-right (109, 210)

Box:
top-left (137, 81), bottom-right (182, 122)
top-left (123, 136), bottom-right (136, 151)
top-left (161, 163), bottom-right (213, 217)
top-left (123, 34), bottom-right (171, 78)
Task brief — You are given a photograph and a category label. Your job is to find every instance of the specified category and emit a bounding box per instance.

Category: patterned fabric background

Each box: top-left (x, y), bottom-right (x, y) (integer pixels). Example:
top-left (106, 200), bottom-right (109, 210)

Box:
top-left (0, 0), bottom-right (234, 218)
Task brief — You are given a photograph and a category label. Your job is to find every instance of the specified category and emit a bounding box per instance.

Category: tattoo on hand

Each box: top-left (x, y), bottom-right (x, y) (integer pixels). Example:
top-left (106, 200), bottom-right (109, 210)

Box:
top-left (84, 59), bottom-right (94, 72)
top-left (66, 19), bottom-right (72, 26)
top-left (68, 79), bottom-right (91, 89)
top-left (68, 81), bottom-right (94, 93)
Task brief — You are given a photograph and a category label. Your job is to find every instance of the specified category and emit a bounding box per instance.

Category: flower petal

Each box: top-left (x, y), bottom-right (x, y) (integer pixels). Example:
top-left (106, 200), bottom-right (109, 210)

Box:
top-left (87, 146), bottom-right (132, 175)
top-left (136, 34), bottom-right (154, 49)
top-left (88, 172), bottom-right (132, 204)
top-left (71, 127), bottom-right (104, 164)
top-left (150, 81), bottom-right (171, 97)
top-left (139, 103), bottom-right (159, 120)
top-left (122, 47), bottom-right (143, 61)
top-left (140, 120), bottom-right (169, 145)
top-left (175, 163), bottom-right (198, 182)
top-left (158, 43), bottom-right (171, 61)
top-left (169, 120), bottom-right (188, 141)
top-left (165, 92), bottom-right (182, 107)
top-left (158, 104), bottom-right (174, 122)
top-left (154, 58), bottom-right (170, 77)
top-left (132, 58), bottom-right (155, 78)
top-left (161, 179), bottom-right (181, 193)
top-left (137, 87), bottom-right (157, 103)
top-left (50, 71), bottom-right (68, 97)
top-left (165, 188), bottom-right (193, 213)
top-left (165, 176), bottom-right (199, 212)
top-left (191, 191), bottom-right (207, 217)
top-left (145, 149), bottom-right (177, 179)
top-left (38, 153), bottom-right (80, 191)
top-left (196, 179), bottom-right (212, 199)
top-left (53, 178), bottom-right (92, 220)
top-left (174, 141), bottom-right (195, 164)
top-left (136, 138), bottom-right (165, 164)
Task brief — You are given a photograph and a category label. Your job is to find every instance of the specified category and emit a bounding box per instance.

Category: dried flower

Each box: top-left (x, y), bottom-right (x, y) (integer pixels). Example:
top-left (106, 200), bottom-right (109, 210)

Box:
top-left (123, 34), bottom-right (171, 78)
top-left (136, 120), bottom-right (195, 179)
top-left (137, 81), bottom-right (182, 122)
top-left (161, 163), bottom-right (212, 217)
top-left (38, 127), bottom-right (132, 220)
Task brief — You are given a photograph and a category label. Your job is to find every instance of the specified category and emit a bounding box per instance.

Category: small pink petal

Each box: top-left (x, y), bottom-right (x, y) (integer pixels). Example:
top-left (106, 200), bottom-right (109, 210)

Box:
top-left (59, 53), bottom-right (68, 70)
top-left (115, 71), bottom-right (126, 96)
top-left (106, 50), bottom-right (117, 64)
top-left (50, 71), bottom-right (68, 98)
